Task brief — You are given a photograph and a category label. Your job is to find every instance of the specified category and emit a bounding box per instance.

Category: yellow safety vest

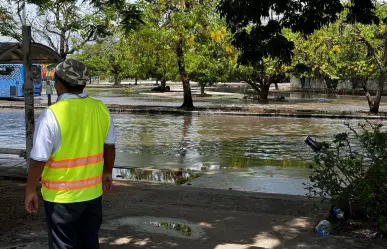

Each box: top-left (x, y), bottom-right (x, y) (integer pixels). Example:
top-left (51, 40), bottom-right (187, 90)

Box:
top-left (41, 97), bottom-right (110, 203)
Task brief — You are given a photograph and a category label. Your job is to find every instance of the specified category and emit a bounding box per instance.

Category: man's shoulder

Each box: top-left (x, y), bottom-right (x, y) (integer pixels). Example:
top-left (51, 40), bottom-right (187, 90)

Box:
top-left (36, 108), bottom-right (57, 127)
top-left (88, 97), bottom-right (107, 107)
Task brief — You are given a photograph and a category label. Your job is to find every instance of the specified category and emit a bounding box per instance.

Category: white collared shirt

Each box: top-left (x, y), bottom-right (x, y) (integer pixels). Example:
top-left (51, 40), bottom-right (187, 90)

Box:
top-left (30, 93), bottom-right (116, 162)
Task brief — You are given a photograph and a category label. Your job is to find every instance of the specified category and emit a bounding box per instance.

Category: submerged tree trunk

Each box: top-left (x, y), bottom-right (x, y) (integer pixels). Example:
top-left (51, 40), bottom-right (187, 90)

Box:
top-left (200, 84), bottom-right (205, 95)
top-left (362, 75), bottom-right (384, 115)
top-left (325, 78), bottom-right (339, 89)
top-left (247, 81), bottom-right (271, 103)
top-left (161, 78), bottom-right (167, 91)
top-left (259, 83), bottom-right (270, 103)
top-left (176, 37), bottom-right (194, 110)
top-left (113, 75), bottom-right (121, 86)
top-left (300, 77), bottom-right (306, 89)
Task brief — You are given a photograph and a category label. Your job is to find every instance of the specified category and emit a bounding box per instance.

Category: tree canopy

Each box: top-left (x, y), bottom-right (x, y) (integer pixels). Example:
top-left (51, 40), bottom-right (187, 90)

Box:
top-left (217, 0), bottom-right (379, 65)
top-left (0, 0), bottom-right (143, 58)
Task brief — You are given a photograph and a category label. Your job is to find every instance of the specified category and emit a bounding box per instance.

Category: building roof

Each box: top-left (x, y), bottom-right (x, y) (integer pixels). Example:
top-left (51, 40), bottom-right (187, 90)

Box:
top-left (0, 42), bottom-right (63, 64)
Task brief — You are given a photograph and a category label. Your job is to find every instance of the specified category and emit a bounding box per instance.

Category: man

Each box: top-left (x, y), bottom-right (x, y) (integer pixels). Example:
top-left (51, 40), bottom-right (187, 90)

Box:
top-left (24, 59), bottom-right (116, 249)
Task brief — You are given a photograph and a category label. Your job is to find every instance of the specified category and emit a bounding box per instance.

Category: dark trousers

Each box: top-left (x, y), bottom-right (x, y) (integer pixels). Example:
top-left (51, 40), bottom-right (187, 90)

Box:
top-left (44, 196), bottom-right (102, 249)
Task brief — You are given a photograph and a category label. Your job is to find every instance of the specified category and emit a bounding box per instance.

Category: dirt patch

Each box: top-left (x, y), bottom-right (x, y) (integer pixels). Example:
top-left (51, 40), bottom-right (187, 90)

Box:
top-left (1, 178), bottom-right (387, 249)
top-left (0, 179), bottom-right (159, 236)
top-left (333, 221), bottom-right (383, 240)
top-left (0, 178), bottom-right (45, 236)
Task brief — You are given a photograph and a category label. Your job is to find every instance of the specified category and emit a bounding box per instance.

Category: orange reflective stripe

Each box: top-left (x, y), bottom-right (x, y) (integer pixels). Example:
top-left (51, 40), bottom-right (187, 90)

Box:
top-left (42, 175), bottom-right (102, 191)
top-left (43, 180), bottom-right (102, 191)
top-left (46, 153), bottom-right (104, 169)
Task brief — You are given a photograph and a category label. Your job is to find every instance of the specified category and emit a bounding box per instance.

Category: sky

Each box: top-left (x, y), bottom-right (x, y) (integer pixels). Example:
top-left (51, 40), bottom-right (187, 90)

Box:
top-left (0, 0), bottom-right (137, 43)
top-left (0, 3), bottom-right (37, 42)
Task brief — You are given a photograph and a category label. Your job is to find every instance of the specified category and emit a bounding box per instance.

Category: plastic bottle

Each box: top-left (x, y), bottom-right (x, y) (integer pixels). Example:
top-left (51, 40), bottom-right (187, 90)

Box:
top-left (305, 136), bottom-right (322, 153)
top-left (332, 208), bottom-right (345, 220)
top-left (315, 220), bottom-right (332, 235)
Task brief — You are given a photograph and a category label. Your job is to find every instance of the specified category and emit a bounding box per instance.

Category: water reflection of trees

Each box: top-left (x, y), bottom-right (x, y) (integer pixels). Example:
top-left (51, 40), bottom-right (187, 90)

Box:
top-left (116, 114), bottom-right (309, 170)
top-left (113, 168), bottom-right (198, 184)
top-left (196, 138), bottom-right (307, 169)
top-left (178, 115), bottom-right (193, 160)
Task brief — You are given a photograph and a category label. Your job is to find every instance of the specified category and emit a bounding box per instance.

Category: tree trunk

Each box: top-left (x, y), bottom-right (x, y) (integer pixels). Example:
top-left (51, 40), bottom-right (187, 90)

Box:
top-left (300, 77), bottom-right (306, 89)
top-left (200, 84), bottom-right (205, 95)
top-left (156, 78), bottom-right (159, 85)
top-left (362, 74), bottom-right (384, 114)
top-left (274, 83), bottom-right (279, 90)
top-left (259, 83), bottom-right (270, 103)
top-left (135, 77), bottom-right (138, 85)
top-left (181, 83), bottom-right (194, 109)
top-left (325, 78), bottom-right (339, 89)
top-left (114, 75), bottom-right (121, 86)
top-left (176, 37), bottom-right (194, 110)
top-left (60, 30), bottom-right (66, 59)
top-left (161, 78), bottom-right (167, 91)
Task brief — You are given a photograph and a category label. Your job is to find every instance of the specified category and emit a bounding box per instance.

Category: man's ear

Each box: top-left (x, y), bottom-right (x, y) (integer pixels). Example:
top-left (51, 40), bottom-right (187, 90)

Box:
top-left (55, 81), bottom-right (65, 92)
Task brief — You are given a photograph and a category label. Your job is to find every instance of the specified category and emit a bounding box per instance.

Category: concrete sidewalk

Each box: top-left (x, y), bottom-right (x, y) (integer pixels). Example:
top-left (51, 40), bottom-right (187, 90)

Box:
top-left (1, 178), bottom-right (386, 249)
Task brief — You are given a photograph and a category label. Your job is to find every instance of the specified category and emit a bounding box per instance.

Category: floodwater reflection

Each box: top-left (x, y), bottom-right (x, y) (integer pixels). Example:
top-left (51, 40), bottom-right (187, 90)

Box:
top-left (113, 167), bottom-right (199, 184)
top-left (2, 110), bottom-right (386, 193)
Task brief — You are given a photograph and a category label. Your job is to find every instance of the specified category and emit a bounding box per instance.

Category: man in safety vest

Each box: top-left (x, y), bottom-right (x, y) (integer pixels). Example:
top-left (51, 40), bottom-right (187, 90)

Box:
top-left (25, 59), bottom-right (116, 249)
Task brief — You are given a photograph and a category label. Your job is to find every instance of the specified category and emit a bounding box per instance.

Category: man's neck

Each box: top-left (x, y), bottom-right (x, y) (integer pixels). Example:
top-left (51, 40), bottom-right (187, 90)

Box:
top-left (57, 92), bottom-right (87, 101)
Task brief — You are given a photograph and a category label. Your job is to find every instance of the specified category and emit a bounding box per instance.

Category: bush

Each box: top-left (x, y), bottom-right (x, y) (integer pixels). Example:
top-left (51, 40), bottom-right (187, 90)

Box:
top-left (306, 122), bottom-right (387, 231)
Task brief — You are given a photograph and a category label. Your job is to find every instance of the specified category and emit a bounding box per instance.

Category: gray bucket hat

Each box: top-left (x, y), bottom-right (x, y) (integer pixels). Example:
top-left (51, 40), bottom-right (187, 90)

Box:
top-left (55, 59), bottom-right (90, 86)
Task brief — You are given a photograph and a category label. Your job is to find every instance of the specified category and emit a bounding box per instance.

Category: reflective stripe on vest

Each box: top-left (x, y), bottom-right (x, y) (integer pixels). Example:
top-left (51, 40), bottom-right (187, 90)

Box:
top-left (46, 152), bottom-right (104, 169)
top-left (42, 175), bottom-right (102, 190)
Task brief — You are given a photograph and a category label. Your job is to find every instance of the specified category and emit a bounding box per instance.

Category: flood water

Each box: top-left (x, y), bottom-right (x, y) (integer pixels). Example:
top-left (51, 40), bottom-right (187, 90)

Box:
top-left (1, 110), bottom-right (385, 195)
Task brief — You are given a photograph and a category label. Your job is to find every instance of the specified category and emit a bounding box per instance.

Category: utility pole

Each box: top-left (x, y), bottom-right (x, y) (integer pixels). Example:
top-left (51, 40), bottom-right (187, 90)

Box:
top-left (22, 2), bottom-right (34, 168)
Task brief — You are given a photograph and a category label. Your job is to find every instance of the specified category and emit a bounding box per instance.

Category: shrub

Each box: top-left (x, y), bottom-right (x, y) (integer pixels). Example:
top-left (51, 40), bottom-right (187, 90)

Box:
top-left (306, 122), bottom-right (387, 231)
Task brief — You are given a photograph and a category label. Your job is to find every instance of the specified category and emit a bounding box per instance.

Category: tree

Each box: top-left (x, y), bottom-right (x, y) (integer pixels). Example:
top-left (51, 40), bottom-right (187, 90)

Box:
top-left (125, 17), bottom-right (178, 88)
top-left (348, 23), bottom-right (387, 114)
top-left (186, 20), bottom-right (236, 95)
top-left (143, 0), bottom-right (224, 109)
top-left (284, 26), bottom-right (347, 90)
top-left (0, 6), bottom-right (21, 40)
top-left (234, 58), bottom-right (285, 102)
top-left (1, 0), bottom-right (143, 58)
top-left (284, 5), bottom-right (386, 114)
top-left (73, 36), bottom-right (134, 86)
top-left (218, 0), bottom-right (378, 64)
top-left (218, 0), bottom-right (380, 102)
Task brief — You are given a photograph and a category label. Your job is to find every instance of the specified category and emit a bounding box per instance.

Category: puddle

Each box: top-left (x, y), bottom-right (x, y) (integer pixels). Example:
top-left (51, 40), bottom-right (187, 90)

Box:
top-left (113, 167), bottom-right (199, 184)
top-left (184, 170), bottom-right (310, 196)
top-left (102, 216), bottom-right (205, 240)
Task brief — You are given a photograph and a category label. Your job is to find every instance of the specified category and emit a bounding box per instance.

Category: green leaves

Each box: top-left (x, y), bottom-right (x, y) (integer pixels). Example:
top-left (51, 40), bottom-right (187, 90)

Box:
top-left (307, 122), bottom-right (387, 226)
top-left (120, 4), bottom-right (145, 34)
top-left (0, 6), bottom-right (21, 40)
